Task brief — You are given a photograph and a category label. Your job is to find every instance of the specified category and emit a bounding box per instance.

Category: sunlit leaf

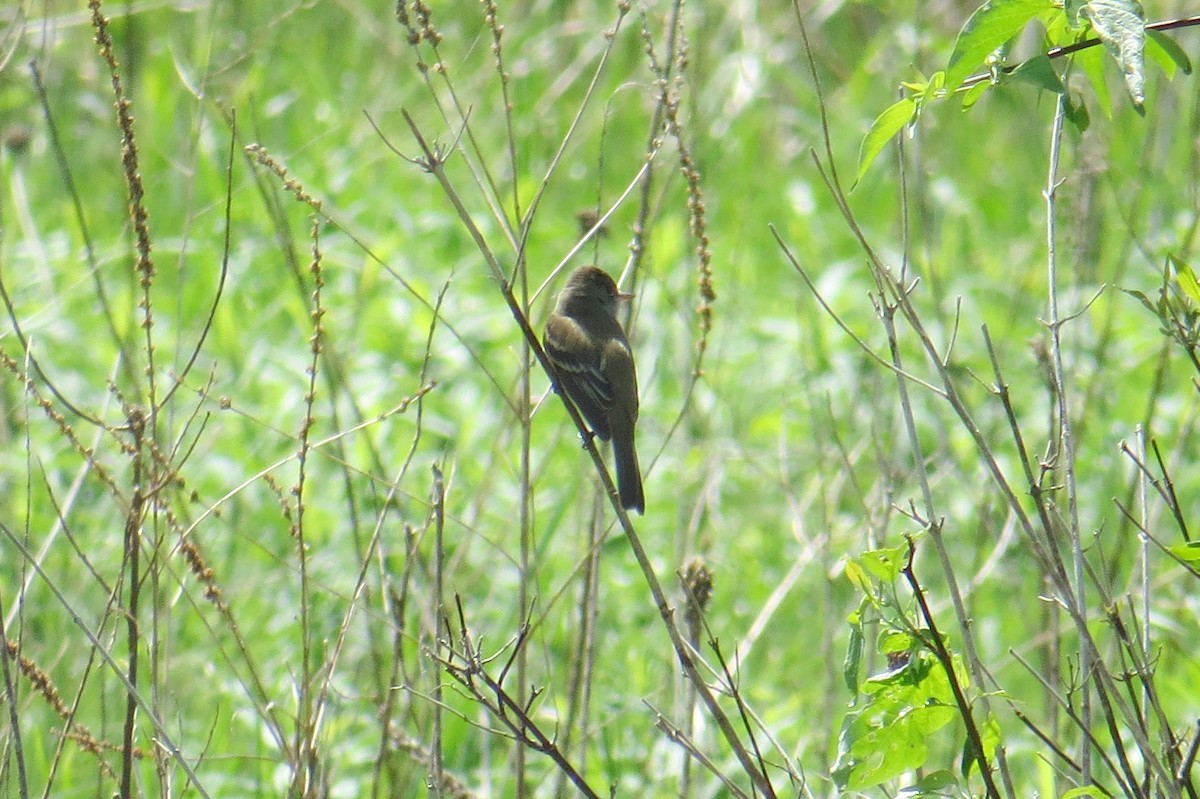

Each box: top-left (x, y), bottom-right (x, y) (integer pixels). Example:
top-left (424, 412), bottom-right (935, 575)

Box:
top-left (1167, 541), bottom-right (1200, 564)
top-left (854, 540), bottom-right (911, 582)
top-left (856, 98), bottom-right (916, 184)
top-left (879, 630), bottom-right (914, 654)
top-left (1169, 254), bottom-right (1200, 305)
top-left (845, 559), bottom-right (871, 595)
top-left (961, 79), bottom-right (991, 109)
top-left (834, 702), bottom-right (957, 789)
top-left (1044, 9), bottom-right (1073, 45)
top-left (1084, 0), bottom-right (1146, 108)
top-left (947, 0), bottom-right (1054, 91)
top-left (1063, 0), bottom-right (1088, 26)
top-left (1146, 29), bottom-right (1191, 77)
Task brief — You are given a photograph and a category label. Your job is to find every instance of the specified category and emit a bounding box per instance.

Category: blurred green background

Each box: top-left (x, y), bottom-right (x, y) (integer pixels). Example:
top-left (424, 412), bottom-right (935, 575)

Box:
top-left (0, 0), bottom-right (1197, 796)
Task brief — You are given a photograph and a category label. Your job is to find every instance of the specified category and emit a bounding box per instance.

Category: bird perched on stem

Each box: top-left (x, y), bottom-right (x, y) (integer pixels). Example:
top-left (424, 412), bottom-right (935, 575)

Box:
top-left (543, 266), bottom-right (644, 514)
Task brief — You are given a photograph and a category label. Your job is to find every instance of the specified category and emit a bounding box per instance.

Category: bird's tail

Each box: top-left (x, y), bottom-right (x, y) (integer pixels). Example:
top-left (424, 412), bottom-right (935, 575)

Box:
top-left (613, 435), bottom-right (644, 514)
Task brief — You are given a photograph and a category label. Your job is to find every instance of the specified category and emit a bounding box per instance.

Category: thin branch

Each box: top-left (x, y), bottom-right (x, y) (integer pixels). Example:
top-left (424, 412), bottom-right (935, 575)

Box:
top-left (901, 536), bottom-right (1002, 799)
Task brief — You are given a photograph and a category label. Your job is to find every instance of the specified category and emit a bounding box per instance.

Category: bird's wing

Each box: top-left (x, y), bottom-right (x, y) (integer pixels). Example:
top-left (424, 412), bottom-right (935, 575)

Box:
top-left (544, 315), bottom-right (614, 439)
top-left (599, 337), bottom-right (638, 424)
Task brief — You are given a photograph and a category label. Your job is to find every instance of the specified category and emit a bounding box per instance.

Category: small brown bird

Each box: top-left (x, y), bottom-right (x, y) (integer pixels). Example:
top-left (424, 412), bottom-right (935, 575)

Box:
top-left (543, 266), bottom-right (645, 514)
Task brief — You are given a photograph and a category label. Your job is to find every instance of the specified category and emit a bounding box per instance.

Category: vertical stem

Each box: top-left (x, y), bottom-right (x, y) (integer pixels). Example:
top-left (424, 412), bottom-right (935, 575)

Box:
top-left (0, 606), bottom-right (29, 799)
top-left (1135, 425), bottom-right (1151, 789)
top-left (1044, 91), bottom-right (1091, 785)
top-left (431, 466), bottom-right (446, 798)
top-left (554, 497), bottom-right (602, 799)
top-left (121, 409), bottom-right (146, 799)
top-left (516, 247), bottom-right (530, 799)
top-left (628, 0), bottom-right (685, 288)
top-left (0, 94), bottom-right (30, 799)
top-left (293, 220), bottom-right (325, 794)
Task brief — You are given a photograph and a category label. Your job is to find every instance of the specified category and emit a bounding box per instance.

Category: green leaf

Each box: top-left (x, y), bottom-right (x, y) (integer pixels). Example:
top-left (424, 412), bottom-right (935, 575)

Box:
top-left (1084, 0), bottom-right (1146, 108)
top-left (879, 630), bottom-right (914, 654)
top-left (947, 0), bottom-right (1054, 91)
top-left (845, 559), bottom-right (872, 595)
top-left (960, 79), bottom-right (991, 109)
top-left (1169, 254), bottom-right (1200, 305)
top-left (834, 649), bottom-right (963, 788)
top-left (899, 770), bottom-right (959, 796)
top-left (1044, 9), bottom-right (1074, 46)
top-left (1120, 288), bottom-right (1158, 316)
top-left (834, 702), bottom-right (957, 789)
top-left (981, 712), bottom-right (1002, 754)
top-left (1060, 787), bottom-right (1105, 799)
top-left (1063, 0), bottom-right (1088, 27)
top-left (1065, 93), bottom-right (1091, 131)
top-left (1167, 541), bottom-right (1200, 565)
top-left (854, 540), bottom-right (912, 583)
top-left (1146, 29), bottom-right (1191, 78)
top-left (864, 657), bottom-right (923, 689)
top-left (963, 712), bottom-right (1003, 778)
top-left (856, 98), bottom-right (916, 184)
top-left (961, 736), bottom-right (981, 781)
top-left (1076, 45), bottom-right (1112, 118)
top-left (1177, 270), bottom-right (1200, 305)
top-left (1008, 54), bottom-right (1066, 93)
top-left (845, 621), bottom-right (864, 693)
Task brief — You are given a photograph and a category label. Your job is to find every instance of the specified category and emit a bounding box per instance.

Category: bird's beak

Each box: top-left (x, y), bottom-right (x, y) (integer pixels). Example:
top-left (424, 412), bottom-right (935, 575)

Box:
top-left (617, 291), bottom-right (634, 302)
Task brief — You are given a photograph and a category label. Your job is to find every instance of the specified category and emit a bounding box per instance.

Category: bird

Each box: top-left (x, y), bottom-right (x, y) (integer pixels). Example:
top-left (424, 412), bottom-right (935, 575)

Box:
top-left (543, 266), bottom-right (645, 514)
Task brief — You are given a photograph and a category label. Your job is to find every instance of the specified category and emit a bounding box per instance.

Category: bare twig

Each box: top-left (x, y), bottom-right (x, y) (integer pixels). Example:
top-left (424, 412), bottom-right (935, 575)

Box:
top-left (646, 700), bottom-right (753, 799)
top-left (900, 536), bottom-right (1002, 799)
top-left (436, 598), bottom-right (602, 799)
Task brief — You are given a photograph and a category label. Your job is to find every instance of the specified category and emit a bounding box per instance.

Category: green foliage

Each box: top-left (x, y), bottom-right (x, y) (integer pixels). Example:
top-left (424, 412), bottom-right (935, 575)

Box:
top-left (1145, 29), bottom-right (1192, 77)
top-left (1007, 54), bottom-right (1065, 93)
top-left (856, 0), bottom-right (1186, 177)
top-left (1082, 0), bottom-right (1147, 107)
top-left (837, 541), bottom-right (990, 794)
top-left (856, 97), bottom-right (917, 186)
top-left (1, 0), bottom-right (1198, 796)
top-left (945, 0), bottom-right (1056, 92)
top-left (1123, 254), bottom-right (1200, 356)
top-left (833, 655), bottom-right (961, 790)
top-left (1168, 541), bottom-right (1200, 564)
top-left (1059, 786), bottom-right (1106, 799)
